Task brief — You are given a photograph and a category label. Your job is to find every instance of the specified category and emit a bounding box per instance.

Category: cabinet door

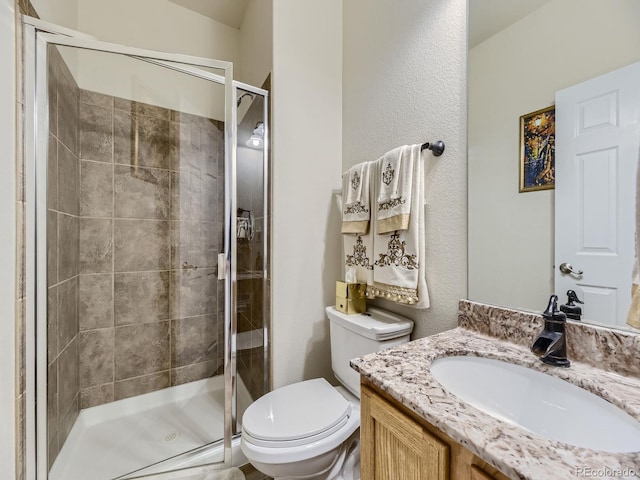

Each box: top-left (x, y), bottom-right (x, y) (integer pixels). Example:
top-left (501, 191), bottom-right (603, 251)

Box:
top-left (361, 387), bottom-right (449, 480)
top-left (471, 465), bottom-right (500, 480)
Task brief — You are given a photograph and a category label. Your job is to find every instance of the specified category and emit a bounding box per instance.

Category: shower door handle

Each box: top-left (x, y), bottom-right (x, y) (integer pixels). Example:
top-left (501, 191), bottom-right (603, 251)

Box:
top-left (218, 253), bottom-right (226, 280)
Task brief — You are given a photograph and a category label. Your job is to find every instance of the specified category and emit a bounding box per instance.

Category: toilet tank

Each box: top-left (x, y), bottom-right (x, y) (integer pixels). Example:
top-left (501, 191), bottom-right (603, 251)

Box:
top-left (326, 306), bottom-right (414, 398)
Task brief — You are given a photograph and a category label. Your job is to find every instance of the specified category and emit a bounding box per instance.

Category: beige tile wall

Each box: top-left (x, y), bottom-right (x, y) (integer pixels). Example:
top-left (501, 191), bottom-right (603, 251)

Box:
top-left (43, 56), bottom-right (228, 467)
top-left (46, 44), bottom-right (81, 468)
top-left (76, 90), bottom-right (226, 410)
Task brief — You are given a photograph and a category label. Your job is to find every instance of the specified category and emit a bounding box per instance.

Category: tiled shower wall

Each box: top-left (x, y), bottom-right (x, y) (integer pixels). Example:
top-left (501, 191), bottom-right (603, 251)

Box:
top-left (45, 54), bottom-right (227, 464)
top-left (46, 45), bottom-right (81, 468)
top-left (15, 11), bottom-right (268, 475)
top-left (75, 89), bottom-right (226, 410)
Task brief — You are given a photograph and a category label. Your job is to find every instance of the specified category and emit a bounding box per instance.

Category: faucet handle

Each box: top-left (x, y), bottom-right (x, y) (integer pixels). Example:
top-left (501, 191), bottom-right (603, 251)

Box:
top-left (542, 295), bottom-right (567, 329)
top-left (566, 290), bottom-right (583, 305)
top-left (560, 290), bottom-right (583, 321)
top-left (543, 295), bottom-right (562, 319)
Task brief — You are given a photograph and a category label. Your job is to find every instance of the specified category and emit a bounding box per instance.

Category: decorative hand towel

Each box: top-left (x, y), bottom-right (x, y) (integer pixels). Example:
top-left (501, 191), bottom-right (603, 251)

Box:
top-left (376, 145), bottom-right (416, 234)
top-left (341, 162), bottom-right (371, 234)
top-left (343, 231), bottom-right (375, 293)
top-left (371, 144), bottom-right (429, 307)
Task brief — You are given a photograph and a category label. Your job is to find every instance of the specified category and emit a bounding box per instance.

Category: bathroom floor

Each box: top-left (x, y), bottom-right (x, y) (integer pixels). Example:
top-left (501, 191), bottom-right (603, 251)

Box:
top-left (240, 464), bottom-right (271, 480)
top-left (155, 464), bottom-right (269, 480)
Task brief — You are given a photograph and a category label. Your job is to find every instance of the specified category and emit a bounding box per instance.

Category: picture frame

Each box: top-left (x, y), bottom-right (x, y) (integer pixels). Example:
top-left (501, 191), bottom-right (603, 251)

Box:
top-left (519, 105), bottom-right (556, 192)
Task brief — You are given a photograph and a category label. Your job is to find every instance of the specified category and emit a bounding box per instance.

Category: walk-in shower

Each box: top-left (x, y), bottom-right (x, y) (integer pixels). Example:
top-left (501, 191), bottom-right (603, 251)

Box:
top-left (23, 17), bottom-right (270, 480)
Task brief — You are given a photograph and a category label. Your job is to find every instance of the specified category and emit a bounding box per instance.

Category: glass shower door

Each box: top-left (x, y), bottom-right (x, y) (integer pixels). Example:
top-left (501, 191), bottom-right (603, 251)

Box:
top-left (26, 29), bottom-right (237, 480)
top-left (234, 83), bottom-right (270, 433)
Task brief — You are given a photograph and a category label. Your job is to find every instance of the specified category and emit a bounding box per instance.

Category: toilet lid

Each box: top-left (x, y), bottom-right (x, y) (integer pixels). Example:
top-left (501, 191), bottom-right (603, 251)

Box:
top-left (242, 378), bottom-right (352, 446)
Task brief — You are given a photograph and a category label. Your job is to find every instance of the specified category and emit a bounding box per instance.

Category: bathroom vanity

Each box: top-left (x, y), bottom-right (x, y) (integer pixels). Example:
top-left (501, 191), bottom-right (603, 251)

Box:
top-left (352, 300), bottom-right (640, 480)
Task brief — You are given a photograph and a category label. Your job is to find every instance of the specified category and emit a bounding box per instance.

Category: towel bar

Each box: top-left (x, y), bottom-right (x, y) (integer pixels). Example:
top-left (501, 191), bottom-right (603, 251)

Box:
top-left (421, 140), bottom-right (445, 156)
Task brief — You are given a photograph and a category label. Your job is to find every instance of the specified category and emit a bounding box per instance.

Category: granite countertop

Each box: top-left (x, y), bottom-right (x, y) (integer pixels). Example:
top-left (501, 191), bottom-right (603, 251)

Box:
top-left (350, 326), bottom-right (640, 480)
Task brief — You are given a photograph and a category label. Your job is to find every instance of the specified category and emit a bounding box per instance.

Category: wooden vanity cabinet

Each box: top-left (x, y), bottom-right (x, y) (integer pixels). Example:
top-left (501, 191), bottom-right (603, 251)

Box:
top-left (361, 382), bottom-right (511, 480)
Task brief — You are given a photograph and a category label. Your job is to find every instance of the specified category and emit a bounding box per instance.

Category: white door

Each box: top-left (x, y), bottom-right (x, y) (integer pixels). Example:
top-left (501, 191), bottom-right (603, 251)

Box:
top-left (555, 61), bottom-right (640, 328)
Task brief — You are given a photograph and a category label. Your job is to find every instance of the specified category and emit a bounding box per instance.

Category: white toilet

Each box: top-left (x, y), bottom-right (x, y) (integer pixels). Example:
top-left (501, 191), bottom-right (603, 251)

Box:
top-left (241, 306), bottom-right (414, 480)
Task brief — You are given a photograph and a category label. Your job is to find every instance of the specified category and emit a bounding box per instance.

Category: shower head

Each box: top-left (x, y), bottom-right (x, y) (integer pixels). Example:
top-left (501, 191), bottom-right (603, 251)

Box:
top-left (237, 92), bottom-right (255, 107)
top-left (245, 122), bottom-right (264, 149)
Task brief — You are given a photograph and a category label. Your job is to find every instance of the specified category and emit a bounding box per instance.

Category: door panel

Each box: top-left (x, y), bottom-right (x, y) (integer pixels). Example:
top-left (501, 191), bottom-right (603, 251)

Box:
top-left (555, 61), bottom-right (640, 327)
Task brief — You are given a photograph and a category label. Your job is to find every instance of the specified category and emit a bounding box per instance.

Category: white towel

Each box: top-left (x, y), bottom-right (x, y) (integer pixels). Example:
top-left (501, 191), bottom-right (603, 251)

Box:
top-left (341, 162), bottom-right (371, 234)
top-left (376, 145), bottom-right (415, 234)
top-left (371, 145), bottom-right (429, 307)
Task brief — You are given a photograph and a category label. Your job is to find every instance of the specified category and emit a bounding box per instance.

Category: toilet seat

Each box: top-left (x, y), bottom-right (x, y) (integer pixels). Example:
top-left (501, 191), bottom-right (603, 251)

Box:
top-left (241, 381), bottom-right (360, 465)
top-left (242, 379), bottom-right (352, 447)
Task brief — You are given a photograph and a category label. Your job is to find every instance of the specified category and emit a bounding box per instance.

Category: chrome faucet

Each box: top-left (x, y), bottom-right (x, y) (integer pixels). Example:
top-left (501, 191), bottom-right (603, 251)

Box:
top-left (530, 295), bottom-right (570, 367)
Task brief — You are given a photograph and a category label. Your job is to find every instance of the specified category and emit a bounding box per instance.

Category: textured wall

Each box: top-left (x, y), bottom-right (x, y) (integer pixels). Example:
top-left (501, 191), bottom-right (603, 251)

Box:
top-left (342, 0), bottom-right (468, 339)
top-left (271, 0), bottom-right (344, 388)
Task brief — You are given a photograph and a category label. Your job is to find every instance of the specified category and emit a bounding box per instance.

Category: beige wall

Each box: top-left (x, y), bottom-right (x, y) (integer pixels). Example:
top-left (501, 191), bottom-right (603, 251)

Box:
top-left (468, 0), bottom-right (640, 312)
top-left (31, 0), bottom-right (273, 90)
top-left (238, 0), bottom-right (273, 88)
top-left (342, 0), bottom-right (468, 340)
top-left (29, 0), bottom-right (77, 29)
top-left (30, 0), bottom-right (240, 121)
top-left (271, 0), bottom-right (343, 388)
top-left (1, 0), bottom-right (17, 478)
top-left (76, 0), bottom-right (237, 121)
top-left (32, 0), bottom-right (272, 127)
top-left (76, 0), bottom-right (239, 60)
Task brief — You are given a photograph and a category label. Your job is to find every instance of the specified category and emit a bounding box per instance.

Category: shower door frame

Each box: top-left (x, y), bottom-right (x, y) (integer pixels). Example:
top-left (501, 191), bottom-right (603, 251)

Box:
top-left (23, 19), bottom-right (243, 479)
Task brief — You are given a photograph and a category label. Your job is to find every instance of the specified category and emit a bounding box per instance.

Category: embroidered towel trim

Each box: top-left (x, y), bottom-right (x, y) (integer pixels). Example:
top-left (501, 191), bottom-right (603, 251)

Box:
top-left (341, 162), bottom-right (371, 234)
top-left (376, 145), bottom-right (415, 235)
top-left (371, 144), bottom-right (429, 307)
top-left (344, 233), bottom-right (375, 291)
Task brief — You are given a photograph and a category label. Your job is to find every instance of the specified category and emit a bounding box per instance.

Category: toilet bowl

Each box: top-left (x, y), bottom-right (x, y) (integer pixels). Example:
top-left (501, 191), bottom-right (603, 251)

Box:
top-left (241, 307), bottom-right (413, 480)
top-left (241, 380), bottom-right (360, 479)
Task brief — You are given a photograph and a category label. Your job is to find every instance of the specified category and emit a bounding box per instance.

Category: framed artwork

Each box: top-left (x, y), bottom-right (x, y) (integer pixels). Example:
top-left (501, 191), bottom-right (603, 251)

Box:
top-left (519, 105), bottom-right (556, 192)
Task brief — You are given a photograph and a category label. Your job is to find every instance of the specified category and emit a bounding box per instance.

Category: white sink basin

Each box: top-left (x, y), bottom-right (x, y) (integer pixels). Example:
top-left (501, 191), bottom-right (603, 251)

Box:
top-left (430, 356), bottom-right (640, 453)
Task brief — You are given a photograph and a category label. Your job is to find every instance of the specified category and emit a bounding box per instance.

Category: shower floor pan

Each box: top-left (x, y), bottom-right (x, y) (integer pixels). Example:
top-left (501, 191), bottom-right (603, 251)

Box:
top-left (50, 375), bottom-right (250, 480)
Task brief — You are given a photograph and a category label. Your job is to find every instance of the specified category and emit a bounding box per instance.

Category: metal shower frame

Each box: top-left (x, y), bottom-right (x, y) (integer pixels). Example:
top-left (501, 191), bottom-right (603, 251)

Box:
top-left (22, 16), bottom-right (270, 480)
